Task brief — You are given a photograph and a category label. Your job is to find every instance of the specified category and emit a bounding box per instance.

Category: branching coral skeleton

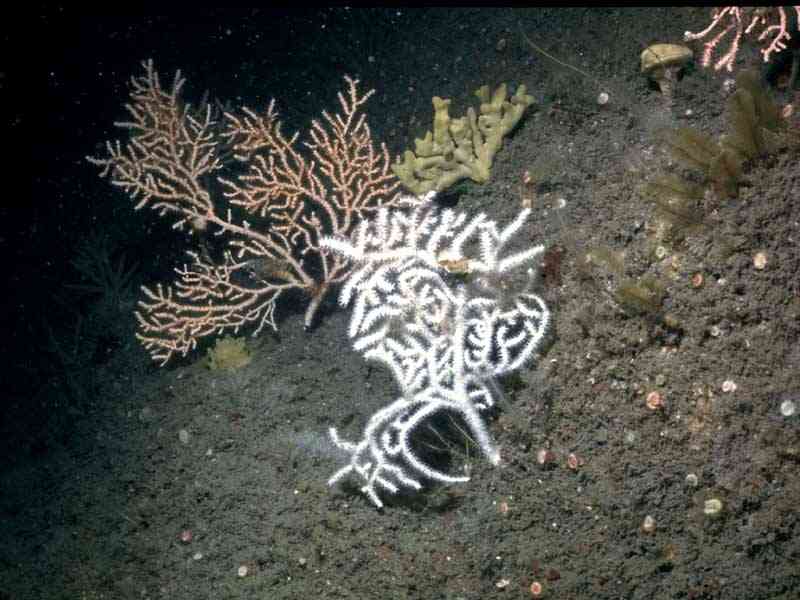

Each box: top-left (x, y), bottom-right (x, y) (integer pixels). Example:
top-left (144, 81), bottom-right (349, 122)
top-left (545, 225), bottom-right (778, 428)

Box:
top-left (321, 196), bottom-right (550, 507)
top-left (88, 60), bottom-right (402, 364)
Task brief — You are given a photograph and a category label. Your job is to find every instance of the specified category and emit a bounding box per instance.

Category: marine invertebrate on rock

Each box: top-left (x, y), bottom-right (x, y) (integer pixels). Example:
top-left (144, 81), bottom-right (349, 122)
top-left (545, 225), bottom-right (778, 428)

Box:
top-left (640, 43), bottom-right (693, 104)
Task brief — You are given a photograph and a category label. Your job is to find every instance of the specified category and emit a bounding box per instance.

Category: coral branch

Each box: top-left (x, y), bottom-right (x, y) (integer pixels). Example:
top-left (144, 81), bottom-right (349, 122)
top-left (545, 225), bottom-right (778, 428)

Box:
top-left (89, 61), bottom-right (402, 363)
top-left (321, 198), bottom-right (550, 507)
top-left (685, 7), bottom-right (800, 72)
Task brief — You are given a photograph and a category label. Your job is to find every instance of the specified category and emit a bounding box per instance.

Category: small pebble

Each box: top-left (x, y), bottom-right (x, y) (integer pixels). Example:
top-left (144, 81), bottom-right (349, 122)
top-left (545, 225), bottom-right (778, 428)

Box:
top-left (567, 453), bottom-right (580, 470)
top-left (780, 399), bottom-right (796, 417)
top-left (646, 391), bottom-right (664, 410)
top-left (642, 515), bottom-right (656, 533)
top-left (536, 448), bottom-right (556, 466)
top-left (703, 498), bottom-right (723, 517)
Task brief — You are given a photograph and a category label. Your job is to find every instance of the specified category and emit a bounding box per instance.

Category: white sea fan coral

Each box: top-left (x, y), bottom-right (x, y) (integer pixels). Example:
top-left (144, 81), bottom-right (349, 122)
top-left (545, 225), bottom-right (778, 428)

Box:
top-left (321, 196), bottom-right (550, 507)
